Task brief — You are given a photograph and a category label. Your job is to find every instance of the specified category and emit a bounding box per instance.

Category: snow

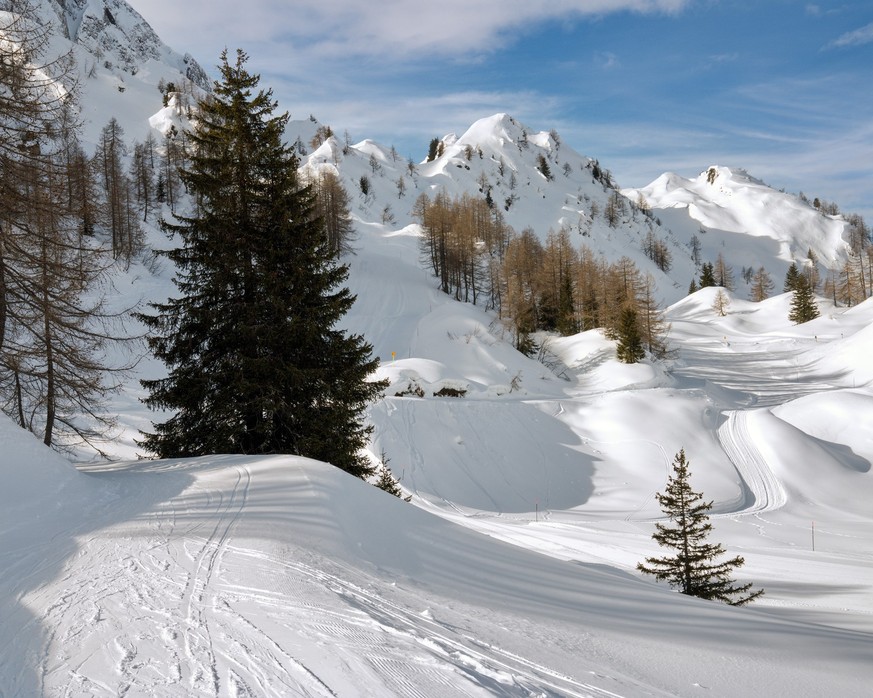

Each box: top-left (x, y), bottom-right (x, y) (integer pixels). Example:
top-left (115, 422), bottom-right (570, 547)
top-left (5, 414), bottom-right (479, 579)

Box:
top-left (624, 165), bottom-right (849, 275)
top-left (3, 209), bottom-right (872, 695)
top-left (2, 7), bottom-right (872, 693)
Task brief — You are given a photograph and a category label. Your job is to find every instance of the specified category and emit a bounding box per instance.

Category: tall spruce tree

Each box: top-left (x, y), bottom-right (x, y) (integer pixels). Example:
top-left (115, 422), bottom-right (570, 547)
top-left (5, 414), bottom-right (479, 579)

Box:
top-left (638, 449), bottom-right (763, 606)
top-left (138, 50), bottom-right (385, 477)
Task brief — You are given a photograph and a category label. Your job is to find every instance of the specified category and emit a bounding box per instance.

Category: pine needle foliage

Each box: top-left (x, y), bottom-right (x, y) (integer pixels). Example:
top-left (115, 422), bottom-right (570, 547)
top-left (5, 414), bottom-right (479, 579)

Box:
top-left (637, 449), bottom-right (763, 606)
top-left (374, 451), bottom-right (411, 501)
top-left (138, 50), bottom-right (386, 477)
top-left (788, 279), bottom-right (820, 325)
top-left (615, 305), bottom-right (645, 363)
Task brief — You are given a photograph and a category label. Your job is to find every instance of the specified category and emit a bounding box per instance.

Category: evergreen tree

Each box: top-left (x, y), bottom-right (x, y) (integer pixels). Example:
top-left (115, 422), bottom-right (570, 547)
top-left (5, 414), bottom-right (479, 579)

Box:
top-left (788, 278), bottom-right (820, 324)
top-left (536, 154), bottom-right (552, 181)
top-left (783, 262), bottom-right (802, 293)
top-left (638, 449), bottom-right (763, 606)
top-left (138, 50), bottom-right (386, 477)
top-left (556, 273), bottom-right (578, 336)
top-left (374, 451), bottom-right (411, 501)
top-left (699, 262), bottom-right (716, 288)
top-left (615, 305), bottom-right (645, 363)
top-left (426, 137), bottom-right (440, 162)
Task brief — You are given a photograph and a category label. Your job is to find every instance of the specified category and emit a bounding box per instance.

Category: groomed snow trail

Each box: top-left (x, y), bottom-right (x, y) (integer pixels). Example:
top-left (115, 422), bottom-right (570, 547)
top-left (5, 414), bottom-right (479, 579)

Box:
top-left (19, 458), bottom-right (652, 698)
top-left (672, 342), bottom-right (847, 408)
top-left (716, 410), bottom-right (787, 515)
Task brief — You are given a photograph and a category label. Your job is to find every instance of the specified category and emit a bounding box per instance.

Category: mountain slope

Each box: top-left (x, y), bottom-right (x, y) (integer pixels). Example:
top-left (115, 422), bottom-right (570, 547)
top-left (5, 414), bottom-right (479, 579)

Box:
top-left (1, 9), bottom-right (872, 695)
top-left (48, 0), bottom-right (208, 87)
top-left (625, 165), bottom-right (849, 287)
top-left (2, 415), bottom-right (871, 696)
top-left (299, 116), bottom-right (854, 305)
top-left (9, 0), bottom-right (210, 146)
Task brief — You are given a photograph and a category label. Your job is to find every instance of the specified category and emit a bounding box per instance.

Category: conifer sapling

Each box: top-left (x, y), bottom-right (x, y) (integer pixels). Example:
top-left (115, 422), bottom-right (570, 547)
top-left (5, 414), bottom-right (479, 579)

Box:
top-left (637, 449), bottom-right (763, 606)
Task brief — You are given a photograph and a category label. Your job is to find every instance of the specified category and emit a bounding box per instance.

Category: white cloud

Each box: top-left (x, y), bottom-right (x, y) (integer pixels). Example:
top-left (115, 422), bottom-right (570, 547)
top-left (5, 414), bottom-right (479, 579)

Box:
top-left (830, 22), bottom-right (873, 48)
top-left (277, 85), bottom-right (564, 155)
top-left (141, 0), bottom-right (693, 60)
top-left (595, 51), bottom-right (621, 69)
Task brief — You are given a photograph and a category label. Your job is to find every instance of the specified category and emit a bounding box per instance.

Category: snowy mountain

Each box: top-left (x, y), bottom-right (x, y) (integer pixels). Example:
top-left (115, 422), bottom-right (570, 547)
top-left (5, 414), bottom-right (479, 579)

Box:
top-left (625, 165), bottom-right (850, 288)
top-left (297, 115), bottom-right (854, 305)
top-left (1, 4), bottom-right (872, 695)
top-left (47, 0), bottom-right (207, 86)
top-left (18, 0), bottom-right (209, 145)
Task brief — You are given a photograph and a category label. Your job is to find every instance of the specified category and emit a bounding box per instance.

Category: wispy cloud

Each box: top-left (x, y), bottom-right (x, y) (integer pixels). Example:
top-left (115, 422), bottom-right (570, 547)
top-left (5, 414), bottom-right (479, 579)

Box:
top-left (142, 0), bottom-right (694, 61)
top-left (829, 22), bottom-right (873, 48)
top-left (136, 1), bottom-right (873, 220)
top-left (707, 52), bottom-right (739, 65)
top-left (805, 3), bottom-right (844, 18)
top-left (595, 51), bottom-right (621, 69)
top-left (279, 86), bottom-right (564, 155)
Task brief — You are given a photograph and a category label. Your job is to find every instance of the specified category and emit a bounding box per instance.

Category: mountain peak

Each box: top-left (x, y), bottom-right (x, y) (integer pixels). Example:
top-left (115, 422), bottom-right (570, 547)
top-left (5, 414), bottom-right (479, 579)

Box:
top-left (453, 113), bottom-right (560, 155)
top-left (45, 0), bottom-right (209, 89)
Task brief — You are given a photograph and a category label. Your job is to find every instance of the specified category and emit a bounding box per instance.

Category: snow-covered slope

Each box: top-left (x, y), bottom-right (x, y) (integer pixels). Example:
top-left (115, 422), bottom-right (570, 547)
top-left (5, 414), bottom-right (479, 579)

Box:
top-left (47, 0), bottom-right (207, 87)
top-left (299, 117), bottom-right (856, 305)
top-left (2, 8), bottom-right (872, 696)
top-left (2, 410), bottom-right (871, 696)
top-left (9, 0), bottom-right (210, 146)
top-left (6, 215), bottom-right (873, 695)
top-left (302, 112), bottom-right (698, 305)
top-left (625, 165), bottom-right (850, 289)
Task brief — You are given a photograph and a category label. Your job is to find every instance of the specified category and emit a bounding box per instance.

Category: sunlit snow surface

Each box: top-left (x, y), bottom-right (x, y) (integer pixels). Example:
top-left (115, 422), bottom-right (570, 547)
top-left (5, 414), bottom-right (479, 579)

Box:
top-left (3, 2), bottom-right (871, 690)
top-left (2, 214), bottom-right (872, 696)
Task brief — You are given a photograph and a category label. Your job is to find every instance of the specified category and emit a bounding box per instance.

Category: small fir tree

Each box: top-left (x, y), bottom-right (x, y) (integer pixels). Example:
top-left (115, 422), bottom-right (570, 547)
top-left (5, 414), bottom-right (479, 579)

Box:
top-left (556, 274), bottom-right (578, 336)
top-left (784, 262), bottom-right (802, 292)
top-left (788, 279), bottom-right (820, 324)
top-left (374, 451), bottom-right (411, 501)
top-left (699, 262), bottom-right (716, 288)
top-left (426, 137), bottom-right (440, 162)
top-left (638, 449), bottom-right (763, 606)
top-left (536, 154), bottom-right (553, 181)
top-left (615, 306), bottom-right (645, 363)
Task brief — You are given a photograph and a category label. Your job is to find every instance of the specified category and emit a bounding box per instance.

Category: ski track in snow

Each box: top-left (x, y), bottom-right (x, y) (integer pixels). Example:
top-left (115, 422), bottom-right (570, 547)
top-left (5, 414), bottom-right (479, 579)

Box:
top-left (673, 343), bottom-right (845, 408)
top-left (28, 463), bottom-right (339, 697)
top-left (25, 459), bottom-right (642, 698)
top-left (262, 553), bottom-right (630, 698)
top-left (716, 411), bottom-right (787, 518)
top-left (179, 464), bottom-right (250, 694)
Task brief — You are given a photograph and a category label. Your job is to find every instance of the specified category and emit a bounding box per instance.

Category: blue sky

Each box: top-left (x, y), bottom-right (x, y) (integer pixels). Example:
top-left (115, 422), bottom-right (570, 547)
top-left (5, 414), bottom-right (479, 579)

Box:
top-left (142, 0), bottom-right (872, 216)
